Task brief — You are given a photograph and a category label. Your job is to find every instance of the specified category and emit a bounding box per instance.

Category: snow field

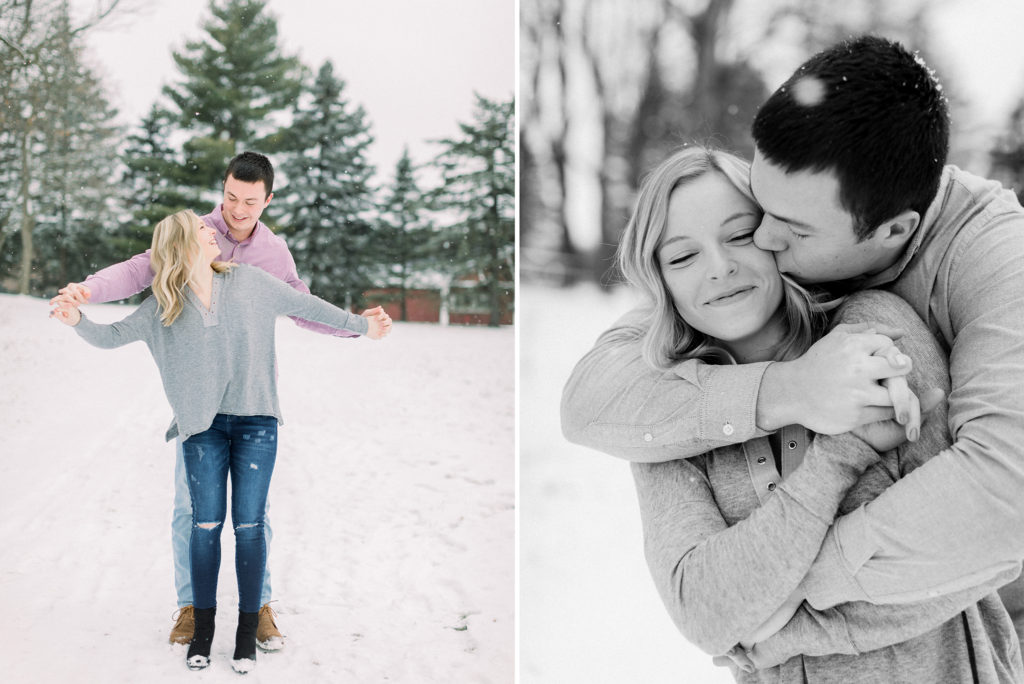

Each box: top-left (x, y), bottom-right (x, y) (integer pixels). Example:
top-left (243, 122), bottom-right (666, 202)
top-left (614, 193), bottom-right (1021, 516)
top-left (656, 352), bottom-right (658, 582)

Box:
top-left (0, 293), bottom-right (513, 683)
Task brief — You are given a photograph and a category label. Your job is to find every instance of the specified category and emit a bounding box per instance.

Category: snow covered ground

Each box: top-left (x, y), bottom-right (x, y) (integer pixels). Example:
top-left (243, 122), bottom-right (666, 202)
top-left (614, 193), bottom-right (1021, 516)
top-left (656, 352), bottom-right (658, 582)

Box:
top-left (519, 282), bottom-right (732, 684)
top-left (0, 293), bottom-right (513, 683)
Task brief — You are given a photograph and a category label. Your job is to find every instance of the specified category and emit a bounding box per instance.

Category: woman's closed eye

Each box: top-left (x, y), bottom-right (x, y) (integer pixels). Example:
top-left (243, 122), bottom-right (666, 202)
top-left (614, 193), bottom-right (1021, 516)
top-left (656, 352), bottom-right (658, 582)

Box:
top-left (728, 230), bottom-right (756, 245)
top-left (665, 251), bottom-right (697, 267)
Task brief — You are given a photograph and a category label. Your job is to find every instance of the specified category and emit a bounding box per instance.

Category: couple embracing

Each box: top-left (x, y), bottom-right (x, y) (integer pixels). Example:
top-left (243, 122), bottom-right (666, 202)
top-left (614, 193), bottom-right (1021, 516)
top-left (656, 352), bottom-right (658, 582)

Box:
top-left (563, 36), bottom-right (1024, 682)
top-left (50, 152), bottom-right (392, 673)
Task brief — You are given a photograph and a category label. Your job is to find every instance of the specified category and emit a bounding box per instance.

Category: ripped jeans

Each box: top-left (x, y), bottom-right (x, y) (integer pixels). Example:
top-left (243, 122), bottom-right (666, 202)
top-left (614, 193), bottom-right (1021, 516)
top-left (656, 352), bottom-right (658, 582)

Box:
top-left (182, 414), bottom-right (277, 613)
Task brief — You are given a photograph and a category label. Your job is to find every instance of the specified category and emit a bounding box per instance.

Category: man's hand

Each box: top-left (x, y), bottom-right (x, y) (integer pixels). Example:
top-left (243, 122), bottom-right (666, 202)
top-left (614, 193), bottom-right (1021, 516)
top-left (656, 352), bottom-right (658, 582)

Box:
top-left (49, 298), bottom-right (82, 326)
top-left (853, 387), bottom-right (946, 452)
top-left (758, 323), bottom-right (916, 434)
top-left (363, 307), bottom-right (393, 340)
top-left (50, 282), bottom-right (91, 308)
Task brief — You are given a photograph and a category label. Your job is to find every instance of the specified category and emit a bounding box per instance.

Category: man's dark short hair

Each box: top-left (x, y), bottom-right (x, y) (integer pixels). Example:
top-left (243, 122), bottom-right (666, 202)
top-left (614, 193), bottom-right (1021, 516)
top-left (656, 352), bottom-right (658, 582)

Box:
top-left (752, 35), bottom-right (949, 240)
top-left (224, 151), bottom-right (275, 197)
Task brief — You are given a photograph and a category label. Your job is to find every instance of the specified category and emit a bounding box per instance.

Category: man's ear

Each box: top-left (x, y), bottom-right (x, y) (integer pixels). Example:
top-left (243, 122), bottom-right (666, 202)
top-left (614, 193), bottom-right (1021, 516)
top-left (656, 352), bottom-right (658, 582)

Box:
top-left (264, 192), bottom-right (274, 207)
top-left (875, 209), bottom-right (920, 247)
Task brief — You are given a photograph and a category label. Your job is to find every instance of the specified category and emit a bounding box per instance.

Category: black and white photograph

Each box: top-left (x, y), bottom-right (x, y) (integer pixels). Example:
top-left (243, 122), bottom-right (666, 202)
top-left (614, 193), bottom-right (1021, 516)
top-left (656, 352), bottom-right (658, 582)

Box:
top-left (521, 0), bottom-right (1024, 682)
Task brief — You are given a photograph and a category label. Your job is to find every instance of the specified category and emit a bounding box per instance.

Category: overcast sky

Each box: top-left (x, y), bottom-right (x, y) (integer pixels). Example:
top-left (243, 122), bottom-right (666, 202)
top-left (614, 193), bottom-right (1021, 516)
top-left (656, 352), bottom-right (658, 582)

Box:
top-left (71, 0), bottom-right (515, 182)
top-left (929, 0), bottom-right (1024, 133)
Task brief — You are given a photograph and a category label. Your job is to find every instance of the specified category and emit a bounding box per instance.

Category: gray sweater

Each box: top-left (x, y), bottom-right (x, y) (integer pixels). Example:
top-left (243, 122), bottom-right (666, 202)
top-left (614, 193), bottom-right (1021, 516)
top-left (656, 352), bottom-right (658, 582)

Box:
top-left (74, 264), bottom-right (368, 441)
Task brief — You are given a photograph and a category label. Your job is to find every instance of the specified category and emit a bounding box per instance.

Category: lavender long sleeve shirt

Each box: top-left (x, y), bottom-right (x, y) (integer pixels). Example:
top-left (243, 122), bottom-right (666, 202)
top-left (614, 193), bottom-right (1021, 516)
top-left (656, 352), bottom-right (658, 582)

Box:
top-left (73, 264), bottom-right (368, 442)
top-left (82, 204), bottom-right (358, 338)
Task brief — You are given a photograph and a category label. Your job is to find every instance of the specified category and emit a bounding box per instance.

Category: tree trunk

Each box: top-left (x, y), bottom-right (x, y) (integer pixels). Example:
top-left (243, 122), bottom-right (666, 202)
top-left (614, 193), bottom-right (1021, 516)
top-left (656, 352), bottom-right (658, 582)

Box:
top-left (18, 129), bottom-right (34, 294)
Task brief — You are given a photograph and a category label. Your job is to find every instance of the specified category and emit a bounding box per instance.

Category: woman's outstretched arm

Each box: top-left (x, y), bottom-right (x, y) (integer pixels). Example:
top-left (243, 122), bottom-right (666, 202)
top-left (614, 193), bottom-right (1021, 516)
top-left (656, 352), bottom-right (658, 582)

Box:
top-left (239, 265), bottom-right (389, 339)
top-left (52, 297), bottom-right (153, 349)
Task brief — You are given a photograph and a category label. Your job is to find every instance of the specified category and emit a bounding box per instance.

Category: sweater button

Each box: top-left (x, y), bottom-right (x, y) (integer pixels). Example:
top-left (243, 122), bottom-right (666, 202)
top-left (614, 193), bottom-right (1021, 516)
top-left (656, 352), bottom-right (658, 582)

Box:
top-left (756, 456), bottom-right (766, 464)
top-left (722, 423), bottom-right (734, 436)
top-left (788, 440), bottom-right (798, 450)
top-left (643, 432), bottom-right (653, 442)
top-left (767, 482), bottom-right (776, 491)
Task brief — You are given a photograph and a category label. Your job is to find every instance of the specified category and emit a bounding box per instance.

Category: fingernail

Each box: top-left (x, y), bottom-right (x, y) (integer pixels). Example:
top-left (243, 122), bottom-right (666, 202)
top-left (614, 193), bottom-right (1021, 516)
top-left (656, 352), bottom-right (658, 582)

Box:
top-left (895, 354), bottom-right (907, 366)
top-left (909, 428), bottom-right (919, 442)
top-left (898, 413), bottom-right (907, 425)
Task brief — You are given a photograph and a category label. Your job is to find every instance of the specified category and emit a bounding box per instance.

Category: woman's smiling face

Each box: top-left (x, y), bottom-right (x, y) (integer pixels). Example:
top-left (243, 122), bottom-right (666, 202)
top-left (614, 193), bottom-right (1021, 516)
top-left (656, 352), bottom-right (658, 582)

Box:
top-left (658, 172), bottom-right (785, 356)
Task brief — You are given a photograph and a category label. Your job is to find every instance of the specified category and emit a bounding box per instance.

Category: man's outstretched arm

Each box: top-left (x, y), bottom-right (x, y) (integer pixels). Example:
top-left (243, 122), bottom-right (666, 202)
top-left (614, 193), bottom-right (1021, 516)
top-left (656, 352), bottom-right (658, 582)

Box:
top-left (71, 251), bottom-right (156, 304)
top-left (561, 308), bottom-right (912, 463)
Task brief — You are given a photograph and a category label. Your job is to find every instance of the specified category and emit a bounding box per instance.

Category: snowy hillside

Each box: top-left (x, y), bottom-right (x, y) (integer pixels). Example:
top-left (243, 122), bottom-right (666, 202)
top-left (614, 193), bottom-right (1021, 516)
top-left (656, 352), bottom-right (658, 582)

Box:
top-left (0, 293), bottom-right (514, 683)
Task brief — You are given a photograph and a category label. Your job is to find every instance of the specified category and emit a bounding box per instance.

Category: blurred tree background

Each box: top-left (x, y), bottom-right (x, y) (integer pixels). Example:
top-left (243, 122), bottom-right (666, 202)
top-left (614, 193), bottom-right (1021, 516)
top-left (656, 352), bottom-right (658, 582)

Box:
top-left (0, 0), bottom-right (514, 326)
top-left (520, 0), bottom-right (1023, 287)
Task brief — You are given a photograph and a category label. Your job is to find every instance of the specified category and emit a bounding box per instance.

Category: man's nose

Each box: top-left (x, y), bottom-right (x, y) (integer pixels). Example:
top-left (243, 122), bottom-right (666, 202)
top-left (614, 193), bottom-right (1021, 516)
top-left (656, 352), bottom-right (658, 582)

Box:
top-left (753, 220), bottom-right (786, 252)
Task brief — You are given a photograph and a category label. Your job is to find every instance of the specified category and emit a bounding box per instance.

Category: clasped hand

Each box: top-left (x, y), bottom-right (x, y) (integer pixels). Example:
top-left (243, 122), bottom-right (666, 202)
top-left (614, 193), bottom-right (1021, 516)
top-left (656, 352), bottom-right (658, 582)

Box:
top-left (48, 282), bottom-right (89, 326)
top-left (789, 322), bottom-right (942, 450)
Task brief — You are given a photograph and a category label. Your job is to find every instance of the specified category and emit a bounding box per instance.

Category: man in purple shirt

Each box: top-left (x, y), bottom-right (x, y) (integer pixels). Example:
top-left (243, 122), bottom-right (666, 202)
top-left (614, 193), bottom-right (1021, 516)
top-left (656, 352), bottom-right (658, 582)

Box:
top-left (52, 151), bottom-right (390, 650)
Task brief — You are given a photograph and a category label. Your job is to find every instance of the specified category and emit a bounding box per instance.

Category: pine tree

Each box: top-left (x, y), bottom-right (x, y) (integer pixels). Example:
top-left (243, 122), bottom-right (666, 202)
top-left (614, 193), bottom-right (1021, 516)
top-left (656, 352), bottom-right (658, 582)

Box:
top-left (115, 105), bottom-right (198, 260)
top-left (429, 94), bottom-right (515, 326)
top-left (378, 148), bottom-right (428, 320)
top-left (33, 32), bottom-right (122, 291)
top-left (275, 60), bottom-right (376, 308)
top-left (163, 0), bottom-right (303, 200)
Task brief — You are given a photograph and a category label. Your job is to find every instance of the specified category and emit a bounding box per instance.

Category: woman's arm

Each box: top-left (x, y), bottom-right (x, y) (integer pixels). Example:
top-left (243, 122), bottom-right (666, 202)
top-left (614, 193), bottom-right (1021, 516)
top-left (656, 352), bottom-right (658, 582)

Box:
top-left (241, 265), bottom-right (378, 337)
top-left (634, 431), bottom-right (881, 656)
top-left (52, 298), bottom-right (151, 348)
top-left (745, 562), bottom-right (1021, 668)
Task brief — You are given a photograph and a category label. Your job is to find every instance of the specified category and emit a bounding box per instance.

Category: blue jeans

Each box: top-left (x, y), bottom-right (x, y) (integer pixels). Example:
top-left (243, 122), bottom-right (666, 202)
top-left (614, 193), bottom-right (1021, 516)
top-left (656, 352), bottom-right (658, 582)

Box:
top-left (181, 414), bottom-right (277, 613)
top-left (173, 440), bottom-right (274, 608)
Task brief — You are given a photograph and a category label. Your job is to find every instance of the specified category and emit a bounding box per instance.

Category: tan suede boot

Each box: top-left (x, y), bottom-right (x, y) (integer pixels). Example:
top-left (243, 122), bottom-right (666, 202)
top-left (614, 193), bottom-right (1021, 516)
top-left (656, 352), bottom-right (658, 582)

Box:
top-left (169, 605), bottom-right (195, 645)
top-left (256, 603), bottom-right (284, 651)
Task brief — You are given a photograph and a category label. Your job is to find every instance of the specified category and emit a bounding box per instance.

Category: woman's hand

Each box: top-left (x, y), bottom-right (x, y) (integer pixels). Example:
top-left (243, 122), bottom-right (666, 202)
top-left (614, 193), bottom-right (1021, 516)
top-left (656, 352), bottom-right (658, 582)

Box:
top-left (364, 307), bottom-right (393, 340)
top-left (852, 384), bottom-right (945, 453)
top-left (49, 299), bottom-right (82, 326)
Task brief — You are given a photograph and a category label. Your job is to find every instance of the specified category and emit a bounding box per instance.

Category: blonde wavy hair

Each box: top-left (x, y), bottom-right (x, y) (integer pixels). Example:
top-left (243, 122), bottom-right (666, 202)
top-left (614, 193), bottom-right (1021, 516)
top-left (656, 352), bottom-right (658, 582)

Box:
top-left (615, 145), bottom-right (835, 370)
top-left (150, 210), bottom-right (234, 326)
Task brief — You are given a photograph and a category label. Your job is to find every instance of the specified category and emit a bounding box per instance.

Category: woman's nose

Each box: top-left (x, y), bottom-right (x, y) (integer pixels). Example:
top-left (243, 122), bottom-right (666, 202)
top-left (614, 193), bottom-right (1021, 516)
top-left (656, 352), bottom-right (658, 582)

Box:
top-left (707, 250), bottom-right (738, 280)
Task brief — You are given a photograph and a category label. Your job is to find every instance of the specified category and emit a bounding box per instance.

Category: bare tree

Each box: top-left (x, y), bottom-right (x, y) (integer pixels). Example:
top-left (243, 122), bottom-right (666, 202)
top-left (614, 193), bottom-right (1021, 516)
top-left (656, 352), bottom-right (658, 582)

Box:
top-left (0, 0), bottom-right (121, 293)
top-left (519, 0), bottom-right (953, 287)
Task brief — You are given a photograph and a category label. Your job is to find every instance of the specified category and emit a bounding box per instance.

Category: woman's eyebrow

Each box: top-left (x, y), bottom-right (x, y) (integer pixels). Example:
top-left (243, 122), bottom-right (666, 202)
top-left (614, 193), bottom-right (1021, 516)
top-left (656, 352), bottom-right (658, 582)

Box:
top-left (659, 234), bottom-right (694, 249)
top-left (723, 211), bottom-right (759, 225)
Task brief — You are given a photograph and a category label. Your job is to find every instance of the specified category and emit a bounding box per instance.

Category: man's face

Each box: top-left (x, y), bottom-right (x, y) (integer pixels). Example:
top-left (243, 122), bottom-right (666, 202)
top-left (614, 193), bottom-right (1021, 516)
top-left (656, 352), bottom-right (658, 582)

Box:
top-left (749, 150), bottom-right (884, 284)
top-left (222, 174), bottom-right (272, 238)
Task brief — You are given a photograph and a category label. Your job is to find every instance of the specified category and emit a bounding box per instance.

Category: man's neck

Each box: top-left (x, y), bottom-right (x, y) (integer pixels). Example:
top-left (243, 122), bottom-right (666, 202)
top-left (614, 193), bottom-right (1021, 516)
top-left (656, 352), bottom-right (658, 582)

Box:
top-left (227, 225), bottom-right (256, 243)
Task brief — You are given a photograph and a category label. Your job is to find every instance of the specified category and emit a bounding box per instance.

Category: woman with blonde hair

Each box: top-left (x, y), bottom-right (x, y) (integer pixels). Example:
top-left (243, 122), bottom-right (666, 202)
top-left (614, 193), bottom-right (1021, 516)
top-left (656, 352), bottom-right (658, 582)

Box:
top-left (52, 209), bottom-right (390, 674)
top-left (606, 145), bottom-right (1022, 681)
